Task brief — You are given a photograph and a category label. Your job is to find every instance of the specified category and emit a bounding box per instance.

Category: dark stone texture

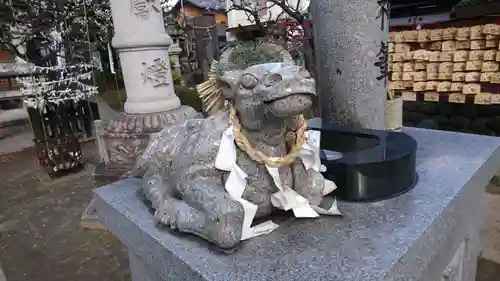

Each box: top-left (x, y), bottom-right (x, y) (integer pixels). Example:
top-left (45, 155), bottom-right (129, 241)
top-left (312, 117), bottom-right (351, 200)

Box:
top-left (450, 116), bottom-right (471, 130)
top-left (404, 101), bottom-right (500, 136)
top-left (480, 106), bottom-right (500, 118)
top-left (432, 115), bottom-right (449, 126)
top-left (405, 112), bottom-right (427, 124)
top-left (95, 128), bottom-right (500, 281)
top-left (312, 122), bottom-right (417, 202)
top-left (486, 130), bottom-right (496, 136)
top-left (420, 103), bottom-right (438, 115)
top-left (404, 102), bottom-right (419, 112)
top-left (488, 117), bottom-right (500, 133)
top-left (471, 118), bottom-right (490, 134)
top-left (438, 103), bottom-right (455, 117)
top-left (459, 104), bottom-right (479, 119)
top-left (418, 119), bottom-right (439, 129)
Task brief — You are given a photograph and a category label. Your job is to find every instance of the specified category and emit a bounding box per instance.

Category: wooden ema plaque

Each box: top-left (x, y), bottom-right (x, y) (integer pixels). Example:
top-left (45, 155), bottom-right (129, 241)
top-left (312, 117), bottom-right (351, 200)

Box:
top-left (474, 93), bottom-right (492, 105)
top-left (402, 91), bottom-right (417, 101)
top-left (491, 94), bottom-right (500, 104)
top-left (449, 93), bottom-right (466, 103)
top-left (389, 24), bottom-right (500, 105)
top-left (424, 92), bottom-right (439, 102)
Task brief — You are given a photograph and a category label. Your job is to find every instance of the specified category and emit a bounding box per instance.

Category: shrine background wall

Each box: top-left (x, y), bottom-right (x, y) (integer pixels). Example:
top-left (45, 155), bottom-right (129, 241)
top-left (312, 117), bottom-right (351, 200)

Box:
top-left (391, 16), bottom-right (500, 136)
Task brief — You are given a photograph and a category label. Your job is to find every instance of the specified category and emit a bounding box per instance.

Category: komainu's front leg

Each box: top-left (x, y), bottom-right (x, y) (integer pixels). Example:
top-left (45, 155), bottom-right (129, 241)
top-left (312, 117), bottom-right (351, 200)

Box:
top-left (141, 171), bottom-right (202, 230)
top-left (145, 171), bottom-right (245, 249)
top-left (291, 160), bottom-right (325, 206)
top-left (175, 176), bottom-right (245, 249)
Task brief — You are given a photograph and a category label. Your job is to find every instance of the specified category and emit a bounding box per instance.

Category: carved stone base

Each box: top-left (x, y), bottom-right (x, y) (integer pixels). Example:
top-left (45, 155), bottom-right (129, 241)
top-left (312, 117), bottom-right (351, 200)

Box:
top-left (92, 161), bottom-right (129, 187)
top-left (84, 106), bottom-right (201, 231)
top-left (95, 105), bottom-right (201, 174)
top-left (105, 105), bottom-right (200, 135)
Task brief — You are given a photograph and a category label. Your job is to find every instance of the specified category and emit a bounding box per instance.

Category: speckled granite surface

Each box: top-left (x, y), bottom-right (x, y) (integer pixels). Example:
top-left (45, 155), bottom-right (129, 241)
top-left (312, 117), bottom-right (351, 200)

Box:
top-left (311, 0), bottom-right (388, 130)
top-left (95, 128), bottom-right (500, 281)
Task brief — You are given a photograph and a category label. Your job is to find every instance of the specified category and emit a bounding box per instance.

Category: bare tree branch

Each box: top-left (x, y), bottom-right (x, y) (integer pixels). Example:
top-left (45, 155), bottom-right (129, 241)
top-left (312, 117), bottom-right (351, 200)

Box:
top-left (225, 0), bottom-right (315, 76)
top-left (267, 0), bottom-right (304, 23)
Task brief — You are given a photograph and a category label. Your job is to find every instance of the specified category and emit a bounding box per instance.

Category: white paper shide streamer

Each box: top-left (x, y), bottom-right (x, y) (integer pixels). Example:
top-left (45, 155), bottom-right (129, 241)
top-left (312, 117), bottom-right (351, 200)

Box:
top-left (107, 43), bottom-right (116, 74)
top-left (215, 127), bottom-right (341, 240)
top-left (20, 64), bottom-right (98, 109)
top-left (215, 127), bottom-right (280, 240)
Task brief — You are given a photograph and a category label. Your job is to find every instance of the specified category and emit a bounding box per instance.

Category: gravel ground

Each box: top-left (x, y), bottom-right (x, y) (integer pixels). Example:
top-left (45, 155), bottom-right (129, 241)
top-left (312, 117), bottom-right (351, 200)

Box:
top-left (0, 143), bottom-right (130, 281)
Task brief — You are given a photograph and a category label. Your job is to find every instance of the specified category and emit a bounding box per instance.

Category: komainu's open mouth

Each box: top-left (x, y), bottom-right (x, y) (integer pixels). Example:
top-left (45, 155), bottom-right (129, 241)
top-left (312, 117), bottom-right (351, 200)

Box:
top-left (263, 93), bottom-right (314, 105)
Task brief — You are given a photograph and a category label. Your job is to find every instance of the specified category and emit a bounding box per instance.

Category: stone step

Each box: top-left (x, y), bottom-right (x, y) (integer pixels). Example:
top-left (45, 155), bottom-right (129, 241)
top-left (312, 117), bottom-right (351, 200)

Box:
top-left (0, 109), bottom-right (28, 128)
top-left (80, 197), bottom-right (108, 231)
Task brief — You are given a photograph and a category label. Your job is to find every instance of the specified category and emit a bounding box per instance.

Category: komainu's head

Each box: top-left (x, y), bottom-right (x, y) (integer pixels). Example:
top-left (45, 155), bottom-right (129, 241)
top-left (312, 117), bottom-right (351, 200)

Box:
top-left (216, 42), bottom-right (316, 130)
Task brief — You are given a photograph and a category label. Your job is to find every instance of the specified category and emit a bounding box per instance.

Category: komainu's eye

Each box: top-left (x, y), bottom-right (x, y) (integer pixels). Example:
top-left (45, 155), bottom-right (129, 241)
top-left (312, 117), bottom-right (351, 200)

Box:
top-left (265, 73), bottom-right (282, 87)
top-left (240, 74), bottom-right (258, 89)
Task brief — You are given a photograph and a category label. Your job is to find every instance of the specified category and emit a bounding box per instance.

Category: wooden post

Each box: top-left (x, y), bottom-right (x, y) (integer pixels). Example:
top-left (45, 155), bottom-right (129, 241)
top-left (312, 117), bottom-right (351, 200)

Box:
top-left (193, 14), bottom-right (219, 80)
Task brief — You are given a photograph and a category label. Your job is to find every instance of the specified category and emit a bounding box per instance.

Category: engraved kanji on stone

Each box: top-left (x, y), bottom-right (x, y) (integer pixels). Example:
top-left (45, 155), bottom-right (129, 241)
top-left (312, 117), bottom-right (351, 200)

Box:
top-left (131, 0), bottom-right (160, 20)
top-left (376, 0), bottom-right (390, 31)
top-left (374, 41), bottom-right (389, 83)
top-left (141, 58), bottom-right (170, 88)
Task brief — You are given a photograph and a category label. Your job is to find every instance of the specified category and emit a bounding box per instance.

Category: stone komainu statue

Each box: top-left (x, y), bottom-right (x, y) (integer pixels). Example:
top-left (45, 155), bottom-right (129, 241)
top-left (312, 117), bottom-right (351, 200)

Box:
top-left (132, 42), bottom-right (336, 249)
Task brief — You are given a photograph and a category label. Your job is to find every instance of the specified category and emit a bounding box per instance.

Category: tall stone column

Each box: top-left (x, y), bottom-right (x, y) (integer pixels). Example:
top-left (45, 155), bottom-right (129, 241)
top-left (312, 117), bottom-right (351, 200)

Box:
top-left (84, 0), bottom-right (201, 230)
top-left (97, 0), bottom-right (200, 177)
top-left (311, 0), bottom-right (389, 130)
top-left (112, 0), bottom-right (177, 114)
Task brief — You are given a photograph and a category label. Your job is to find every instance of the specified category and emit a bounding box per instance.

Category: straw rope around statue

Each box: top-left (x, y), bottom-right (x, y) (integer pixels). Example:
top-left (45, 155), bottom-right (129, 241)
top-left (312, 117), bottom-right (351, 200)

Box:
top-left (196, 42), bottom-right (308, 168)
top-left (229, 103), bottom-right (308, 168)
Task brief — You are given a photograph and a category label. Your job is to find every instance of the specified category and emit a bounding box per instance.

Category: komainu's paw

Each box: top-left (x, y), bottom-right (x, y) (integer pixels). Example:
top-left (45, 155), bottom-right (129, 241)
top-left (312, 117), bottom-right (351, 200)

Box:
top-left (205, 205), bottom-right (245, 249)
top-left (153, 198), bottom-right (245, 249)
top-left (154, 203), bottom-right (179, 229)
top-left (292, 162), bottom-right (325, 206)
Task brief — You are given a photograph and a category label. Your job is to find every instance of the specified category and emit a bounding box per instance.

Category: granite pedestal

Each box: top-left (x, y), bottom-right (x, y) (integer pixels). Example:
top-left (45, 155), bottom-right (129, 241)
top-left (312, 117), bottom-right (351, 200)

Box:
top-left (94, 128), bottom-right (500, 281)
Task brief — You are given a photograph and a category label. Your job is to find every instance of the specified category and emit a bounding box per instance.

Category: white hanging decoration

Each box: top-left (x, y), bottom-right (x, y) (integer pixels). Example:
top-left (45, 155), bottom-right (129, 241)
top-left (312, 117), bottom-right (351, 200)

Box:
top-left (215, 126), bottom-right (280, 240)
top-left (214, 126), bottom-right (341, 241)
top-left (92, 51), bottom-right (104, 72)
top-left (107, 43), bottom-right (116, 74)
top-left (30, 63), bottom-right (95, 74)
top-left (21, 65), bottom-right (98, 109)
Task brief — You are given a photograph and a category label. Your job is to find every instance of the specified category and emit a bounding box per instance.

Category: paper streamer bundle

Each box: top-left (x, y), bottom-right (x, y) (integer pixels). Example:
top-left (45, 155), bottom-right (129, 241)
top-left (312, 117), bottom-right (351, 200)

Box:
top-left (215, 127), bottom-right (341, 240)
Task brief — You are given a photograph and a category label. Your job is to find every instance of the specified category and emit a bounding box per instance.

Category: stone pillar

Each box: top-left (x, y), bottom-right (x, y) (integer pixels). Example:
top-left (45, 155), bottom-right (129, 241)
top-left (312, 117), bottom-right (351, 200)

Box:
top-left (94, 0), bottom-right (201, 179)
top-left (111, 0), bottom-right (176, 114)
top-left (311, 0), bottom-right (388, 130)
top-left (168, 42), bottom-right (182, 77)
top-left (84, 0), bottom-right (201, 230)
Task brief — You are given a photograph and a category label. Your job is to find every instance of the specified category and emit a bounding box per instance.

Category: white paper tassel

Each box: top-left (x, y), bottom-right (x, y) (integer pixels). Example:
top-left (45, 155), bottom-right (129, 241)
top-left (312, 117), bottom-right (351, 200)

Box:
top-left (92, 51), bottom-right (103, 72)
top-left (215, 126), bottom-right (280, 240)
top-left (107, 43), bottom-right (115, 74)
